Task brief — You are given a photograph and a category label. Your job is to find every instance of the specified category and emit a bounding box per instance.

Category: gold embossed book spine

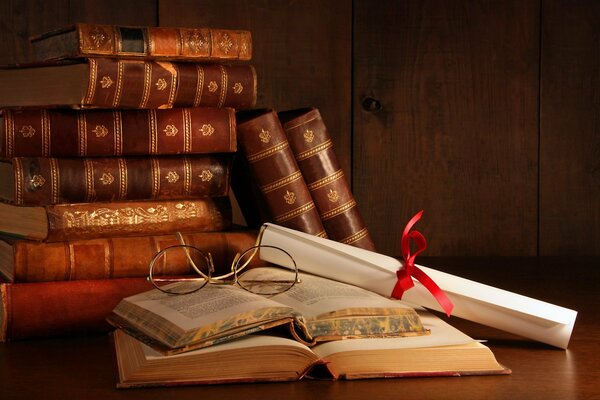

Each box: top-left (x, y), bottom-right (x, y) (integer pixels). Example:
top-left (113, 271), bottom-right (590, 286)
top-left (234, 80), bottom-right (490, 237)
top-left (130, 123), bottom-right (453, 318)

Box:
top-left (30, 23), bottom-right (252, 62)
top-left (1, 155), bottom-right (232, 206)
top-left (82, 58), bottom-right (256, 109)
top-left (234, 109), bottom-right (327, 237)
top-left (279, 108), bottom-right (376, 251)
top-left (0, 107), bottom-right (236, 158)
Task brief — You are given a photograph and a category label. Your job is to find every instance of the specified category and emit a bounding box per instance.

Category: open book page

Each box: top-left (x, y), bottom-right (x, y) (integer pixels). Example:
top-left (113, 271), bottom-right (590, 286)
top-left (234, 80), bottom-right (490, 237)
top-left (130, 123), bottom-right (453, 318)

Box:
top-left (311, 309), bottom-right (475, 359)
top-left (240, 267), bottom-right (426, 341)
top-left (112, 283), bottom-right (298, 349)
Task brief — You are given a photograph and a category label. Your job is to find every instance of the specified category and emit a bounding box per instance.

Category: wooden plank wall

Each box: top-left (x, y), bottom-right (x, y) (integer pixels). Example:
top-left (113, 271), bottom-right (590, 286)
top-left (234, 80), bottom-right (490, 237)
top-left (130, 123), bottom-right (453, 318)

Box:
top-left (0, 0), bottom-right (597, 257)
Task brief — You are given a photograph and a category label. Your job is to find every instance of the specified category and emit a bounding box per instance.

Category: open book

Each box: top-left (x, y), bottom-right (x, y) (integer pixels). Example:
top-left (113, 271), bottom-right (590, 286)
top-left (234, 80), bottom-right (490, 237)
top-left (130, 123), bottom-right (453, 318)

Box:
top-left (112, 309), bottom-right (510, 388)
top-left (108, 268), bottom-right (427, 354)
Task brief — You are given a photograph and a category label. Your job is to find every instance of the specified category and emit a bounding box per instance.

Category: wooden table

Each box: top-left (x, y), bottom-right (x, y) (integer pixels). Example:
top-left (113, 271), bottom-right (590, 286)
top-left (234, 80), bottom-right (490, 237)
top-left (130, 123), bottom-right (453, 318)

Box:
top-left (1, 257), bottom-right (598, 399)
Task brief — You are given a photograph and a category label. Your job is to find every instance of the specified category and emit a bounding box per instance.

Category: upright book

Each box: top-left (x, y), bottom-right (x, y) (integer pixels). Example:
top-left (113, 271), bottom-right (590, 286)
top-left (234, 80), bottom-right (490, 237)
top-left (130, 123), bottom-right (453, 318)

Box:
top-left (0, 58), bottom-right (256, 109)
top-left (0, 155), bottom-right (232, 205)
top-left (233, 109), bottom-right (326, 237)
top-left (30, 23), bottom-right (252, 62)
top-left (1, 107), bottom-right (237, 158)
top-left (279, 107), bottom-right (376, 251)
top-left (112, 309), bottom-right (509, 388)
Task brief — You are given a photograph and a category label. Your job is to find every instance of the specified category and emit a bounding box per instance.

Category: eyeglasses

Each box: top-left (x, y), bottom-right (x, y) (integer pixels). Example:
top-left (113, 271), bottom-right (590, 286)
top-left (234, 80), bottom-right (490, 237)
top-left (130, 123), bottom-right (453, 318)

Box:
top-left (147, 232), bottom-right (299, 296)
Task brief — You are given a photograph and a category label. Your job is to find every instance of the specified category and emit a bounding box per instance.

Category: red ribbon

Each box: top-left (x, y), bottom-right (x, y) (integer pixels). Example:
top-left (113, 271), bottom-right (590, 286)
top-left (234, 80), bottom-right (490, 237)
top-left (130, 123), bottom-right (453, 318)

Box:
top-left (391, 210), bottom-right (454, 317)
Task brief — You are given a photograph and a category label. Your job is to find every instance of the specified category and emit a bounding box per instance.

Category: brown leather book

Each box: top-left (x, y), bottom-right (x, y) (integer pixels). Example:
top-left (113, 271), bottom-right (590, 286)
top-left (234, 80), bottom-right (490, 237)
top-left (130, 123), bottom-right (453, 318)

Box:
top-left (30, 23), bottom-right (252, 62)
top-left (0, 155), bottom-right (232, 206)
top-left (0, 278), bottom-right (153, 340)
top-left (0, 197), bottom-right (232, 242)
top-left (0, 107), bottom-right (236, 158)
top-left (0, 230), bottom-right (259, 283)
top-left (0, 58), bottom-right (257, 109)
top-left (279, 108), bottom-right (376, 251)
top-left (234, 109), bottom-right (326, 237)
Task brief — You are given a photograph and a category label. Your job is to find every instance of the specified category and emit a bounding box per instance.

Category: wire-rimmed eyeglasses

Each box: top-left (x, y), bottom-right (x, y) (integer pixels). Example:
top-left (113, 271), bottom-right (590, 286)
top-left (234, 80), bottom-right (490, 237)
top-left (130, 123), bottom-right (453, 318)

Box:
top-left (147, 232), bottom-right (299, 296)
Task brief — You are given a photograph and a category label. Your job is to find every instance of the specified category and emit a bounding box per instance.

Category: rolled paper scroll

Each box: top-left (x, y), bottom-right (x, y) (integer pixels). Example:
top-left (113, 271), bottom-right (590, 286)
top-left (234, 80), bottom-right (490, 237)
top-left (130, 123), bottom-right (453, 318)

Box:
top-left (258, 222), bottom-right (577, 349)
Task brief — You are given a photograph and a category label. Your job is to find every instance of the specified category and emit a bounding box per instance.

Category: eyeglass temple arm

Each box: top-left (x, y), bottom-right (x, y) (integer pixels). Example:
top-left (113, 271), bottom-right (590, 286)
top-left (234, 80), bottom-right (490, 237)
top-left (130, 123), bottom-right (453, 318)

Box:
top-left (175, 232), bottom-right (214, 278)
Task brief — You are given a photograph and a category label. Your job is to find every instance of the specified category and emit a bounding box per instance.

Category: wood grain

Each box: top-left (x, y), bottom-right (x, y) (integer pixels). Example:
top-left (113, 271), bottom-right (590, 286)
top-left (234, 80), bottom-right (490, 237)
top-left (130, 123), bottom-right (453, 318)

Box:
top-left (539, 0), bottom-right (600, 256)
top-left (159, 0), bottom-right (352, 176)
top-left (353, 0), bottom-right (540, 256)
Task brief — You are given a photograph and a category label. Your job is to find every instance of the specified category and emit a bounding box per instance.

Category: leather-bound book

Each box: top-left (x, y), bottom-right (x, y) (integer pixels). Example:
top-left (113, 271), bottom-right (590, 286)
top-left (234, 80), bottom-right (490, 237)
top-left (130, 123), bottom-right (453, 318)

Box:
top-left (0, 278), bottom-right (153, 341)
top-left (234, 109), bottom-right (326, 237)
top-left (0, 197), bottom-right (232, 242)
top-left (0, 107), bottom-right (237, 158)
top-left (30, 23), bottom-right (252, 62)
top-left (279, 108), bottom-right (376, 251)
top-left (0, 155), bottom-right (232, 206)
top-left (0, 58), bottom-right (256, 109)
top-left (0, 230), bottom-right (259, 283)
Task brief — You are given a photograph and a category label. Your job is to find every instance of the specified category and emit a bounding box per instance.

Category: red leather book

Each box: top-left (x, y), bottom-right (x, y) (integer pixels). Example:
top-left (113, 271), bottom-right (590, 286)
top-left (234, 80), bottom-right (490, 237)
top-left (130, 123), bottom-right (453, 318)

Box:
top-left (0, 154), bottom-right (232, 206)
top-left (279, 108), bottom-right (376, 251)
top-left (1, 107), bottom-right (236, 158)
top-left (0, 197), bottom-right (232, 242)
top-left (0, 58), bottom-right (257, 110)
top-left (234, 109), bottom-right (326, 237)
top-left (30, 23), bottom-right (252, 62)
top-left (0, 230), bottom-right (259, 283)
top-left (0, 278), bottom-right (153, 341)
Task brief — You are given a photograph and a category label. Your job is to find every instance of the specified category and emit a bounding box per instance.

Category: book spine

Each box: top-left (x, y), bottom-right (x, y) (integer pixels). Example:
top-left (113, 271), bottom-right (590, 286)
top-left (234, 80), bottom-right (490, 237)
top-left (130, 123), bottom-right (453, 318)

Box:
top-left (33, 23), bottom-right (252, 61)
top-left (10, 230), bottom-right (259, 282)
top-left (0, 278), bottom-right (153, 341)
top-left (280, 108), bottom-right (376, 251)
top-left (234, 110), bottom-right (327, 237)
top-left (83, 58), bottom-right (256, 109)
top-left (1, 107), bottom-right (236, 158)
top-left (9, 155), bottom-right (232, 206)
top-left (44, 197), bottom-right (232, 242)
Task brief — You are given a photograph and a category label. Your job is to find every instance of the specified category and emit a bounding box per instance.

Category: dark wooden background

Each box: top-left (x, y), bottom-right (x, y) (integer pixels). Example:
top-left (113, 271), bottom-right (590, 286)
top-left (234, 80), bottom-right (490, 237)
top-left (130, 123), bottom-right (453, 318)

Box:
top-left (1, 0), bottom-right (598, 257)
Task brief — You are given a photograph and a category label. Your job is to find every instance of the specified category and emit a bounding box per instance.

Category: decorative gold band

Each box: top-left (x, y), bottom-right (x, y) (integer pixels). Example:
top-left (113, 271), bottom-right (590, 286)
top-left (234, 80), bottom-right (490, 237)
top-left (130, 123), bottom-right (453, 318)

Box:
top-left (246, 141), bottom-right (289, 163)
top-left (340, 228), bottom-right (370, 245)
top-left (261, 171), bottom-right (303, 193)
top-left (307, 169), bottom-right (344, 191)
top-left (275, 202), bottom-right (316, 223)
top-left (320, 199), bottom-right (357, 221)
top-left (295, 139), bottom-right (333, 161)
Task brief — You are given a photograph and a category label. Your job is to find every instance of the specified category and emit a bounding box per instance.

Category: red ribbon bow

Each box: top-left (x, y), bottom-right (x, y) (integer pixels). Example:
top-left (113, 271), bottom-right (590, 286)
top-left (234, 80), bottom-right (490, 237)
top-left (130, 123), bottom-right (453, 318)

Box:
top-left (391, 210), bottom-right (454, 317)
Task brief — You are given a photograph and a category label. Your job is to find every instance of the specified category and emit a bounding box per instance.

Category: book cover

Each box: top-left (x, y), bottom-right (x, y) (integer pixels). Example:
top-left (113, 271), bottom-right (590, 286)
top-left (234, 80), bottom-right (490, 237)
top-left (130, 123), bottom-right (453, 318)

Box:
top-left (233, 109), bottom-right (326, 237)
top-left (0, 154), bottom-right (232, 206)
top-left (0, 58), bottom-right (257, 110)
top-left (30, 23), bottom-right (252, 62)
top-left (1, 107), bottom-right (237, 158)
top-left (279, 107), bottom-right (376, 251)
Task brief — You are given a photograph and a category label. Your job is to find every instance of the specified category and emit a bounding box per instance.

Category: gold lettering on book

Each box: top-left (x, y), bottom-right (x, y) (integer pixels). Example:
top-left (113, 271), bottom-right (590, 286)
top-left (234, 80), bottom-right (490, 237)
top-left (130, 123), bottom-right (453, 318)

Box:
top-left (259, 128), bottom-right (271, 143)
top-left (303, 129), bottom-right (315, 143)
top-left (156, 78), bottom-right (168, 91)
top-left (199, 170), bottom-right (213, 182)
top-left (208, 81), bottom-right (218, 93)
top-left (93, 125), bottom-right (109, 137)
top-left (233, 82), bottom-right (243, 94)
top-left (166, 171), bottom-right (179, 183)
top-left (100, 76), bottom-right (113, 88)
top-left (219, 34), bottom-right (233, 54)
top-left (100, 172), bottom-right (114, 185)
top-left (240, 42), bottom-right (249, 57)
top-left (164, 125), bottom-right (178, 136)
top-left (61, 202), bottom-right (201, 230)
top-left (30, 175), bottom-right (46, 188)
top-left (19, 125), bottom-right (36, 138)
top-left (200, 124), bottom-right (214, 136)
top-left (327, 189), bottom-right (340, 203)
top-left (284, 190), bottom-right (297, 205)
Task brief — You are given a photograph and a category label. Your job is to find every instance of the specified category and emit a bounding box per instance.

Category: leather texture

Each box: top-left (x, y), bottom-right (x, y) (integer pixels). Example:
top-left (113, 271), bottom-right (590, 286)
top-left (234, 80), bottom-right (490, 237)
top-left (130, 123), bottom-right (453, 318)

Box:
top-left (279, 107), bottom-right (376, 251)
top-left (1, 107), bottom-right (236, 158)
top-left (9, 230), bottom-right (259, 282)
top-left (7, 154), bottom-right (232, 206)
top-left (235, 109), bottom-right (326, 237)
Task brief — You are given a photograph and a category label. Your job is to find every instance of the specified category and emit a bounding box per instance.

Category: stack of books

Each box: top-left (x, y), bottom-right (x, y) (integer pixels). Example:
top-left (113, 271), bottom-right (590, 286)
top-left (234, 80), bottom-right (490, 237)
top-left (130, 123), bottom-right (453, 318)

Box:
top-left (0, 22), bottom-right (260, 340)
